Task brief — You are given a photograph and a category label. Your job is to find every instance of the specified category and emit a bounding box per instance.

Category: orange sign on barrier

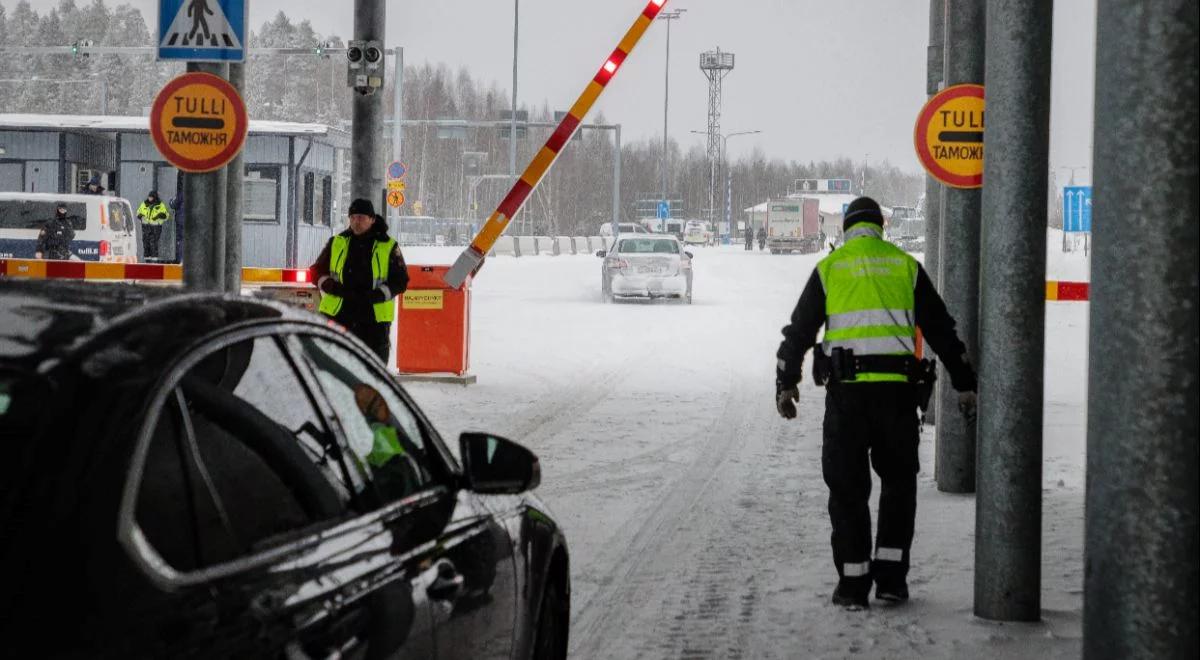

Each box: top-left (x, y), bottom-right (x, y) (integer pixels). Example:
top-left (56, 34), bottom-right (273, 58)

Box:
top-left (150, 72), bottom-right (248, 173)
top-left (396, 265), bottom-right (471, 376)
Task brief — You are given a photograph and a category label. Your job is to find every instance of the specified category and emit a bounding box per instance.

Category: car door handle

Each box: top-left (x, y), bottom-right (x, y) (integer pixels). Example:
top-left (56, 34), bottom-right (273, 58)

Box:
top-left (427, 562), bottom-right (465, 602)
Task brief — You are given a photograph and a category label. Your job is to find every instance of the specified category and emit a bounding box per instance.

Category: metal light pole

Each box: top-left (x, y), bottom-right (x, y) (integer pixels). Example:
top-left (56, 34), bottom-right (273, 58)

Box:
top-left (511, 0), bottom-right (520, 231)
top-left (391, 46), bottom-right (405, 224)
top-left (658, 9), bottom-right (686, 221)
top-left (351, 0), bottom-right (386, 202)
top-left (693, 129), bottom-right (760, 236)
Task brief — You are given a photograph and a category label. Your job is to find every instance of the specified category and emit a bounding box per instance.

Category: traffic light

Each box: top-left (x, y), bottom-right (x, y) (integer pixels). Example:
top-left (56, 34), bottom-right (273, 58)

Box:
top-left (314, 42), bottom-right (324, 57)
top-left (346, 39), bottom-right (384, 95)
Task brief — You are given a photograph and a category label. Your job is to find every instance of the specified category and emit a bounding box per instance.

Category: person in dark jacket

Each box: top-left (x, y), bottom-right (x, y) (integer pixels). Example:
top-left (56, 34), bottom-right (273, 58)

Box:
top-left (774, 196), bottom-right (978, 610)
top-left (310, 199), bottom-right (409, 362)
top-left (744, 225), bottom-right (753, 251)
top-left (137, 191), bottom-right (171, 260)
top-left (80, 175), bottom-right (105, 195)
top-left (756, 226), bottom-right (767, 251)
top-left (35, 202), bottom-right (76, 260)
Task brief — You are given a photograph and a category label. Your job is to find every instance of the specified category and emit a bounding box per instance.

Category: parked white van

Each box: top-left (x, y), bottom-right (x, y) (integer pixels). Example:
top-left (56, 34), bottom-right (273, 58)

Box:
top-left (0, 193), bottom-right (139, 262)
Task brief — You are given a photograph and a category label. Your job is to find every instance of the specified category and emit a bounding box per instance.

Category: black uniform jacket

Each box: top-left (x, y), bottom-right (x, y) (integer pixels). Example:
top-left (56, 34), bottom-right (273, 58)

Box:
top-left (776, 263), bottom-right (978, 393)
top-left (309, 218), bottom-right (409, 326)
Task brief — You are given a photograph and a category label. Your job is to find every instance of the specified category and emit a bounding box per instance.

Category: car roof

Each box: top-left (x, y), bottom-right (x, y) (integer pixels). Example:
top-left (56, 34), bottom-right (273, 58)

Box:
top-left (0, 280), bottom-right (316, 373)
top-left (0, 192), bottom-right (131, 204)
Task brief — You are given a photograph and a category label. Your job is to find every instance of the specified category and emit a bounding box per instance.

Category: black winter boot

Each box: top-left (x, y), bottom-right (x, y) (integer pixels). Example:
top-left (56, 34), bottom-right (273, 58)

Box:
top-left (831, 577), bottom-right (871, 611)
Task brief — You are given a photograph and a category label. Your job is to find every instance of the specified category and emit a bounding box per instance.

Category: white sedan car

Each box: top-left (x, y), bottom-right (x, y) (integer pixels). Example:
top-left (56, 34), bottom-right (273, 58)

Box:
top-left (598, 235), bottom-right (693, 304)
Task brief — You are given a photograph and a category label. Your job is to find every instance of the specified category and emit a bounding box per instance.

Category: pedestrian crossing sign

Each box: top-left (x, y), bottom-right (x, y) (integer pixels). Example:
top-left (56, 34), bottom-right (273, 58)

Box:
top-left (158, 0), bottom-right (246, 62)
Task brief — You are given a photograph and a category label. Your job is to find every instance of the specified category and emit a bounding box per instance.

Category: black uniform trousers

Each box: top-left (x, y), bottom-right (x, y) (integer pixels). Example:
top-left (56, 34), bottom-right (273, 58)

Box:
top-left (343, 319), bottom-right (392, 363)
top-left (143, 224), bottom-right (163, 259)
top-left (822, 381), bottom-right (920, 591)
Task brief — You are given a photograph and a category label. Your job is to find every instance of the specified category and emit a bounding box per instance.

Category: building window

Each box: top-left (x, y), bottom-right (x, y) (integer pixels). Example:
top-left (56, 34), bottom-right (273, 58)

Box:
top-left (244, 166), bottom-right (281, 223)
top-left (317, 175), bottom-right (332, 227)
top-left (302, 172), bottom-right (315, 225)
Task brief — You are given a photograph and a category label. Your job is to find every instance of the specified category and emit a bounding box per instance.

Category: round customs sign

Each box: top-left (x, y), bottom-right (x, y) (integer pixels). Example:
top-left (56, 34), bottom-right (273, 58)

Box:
top-left (914, 83), bottom-right (985, 189)
top-left (150, 72), bottom-right (248, 173)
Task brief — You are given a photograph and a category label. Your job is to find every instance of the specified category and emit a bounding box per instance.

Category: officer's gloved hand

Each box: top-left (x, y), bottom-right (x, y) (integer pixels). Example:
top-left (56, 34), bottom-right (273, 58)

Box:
top-left (957, 391), bottom-right (978, 423)
top-left (320, 278), bottom-right (344, 296)
top-left (776, 387), bottom-right (800, 420)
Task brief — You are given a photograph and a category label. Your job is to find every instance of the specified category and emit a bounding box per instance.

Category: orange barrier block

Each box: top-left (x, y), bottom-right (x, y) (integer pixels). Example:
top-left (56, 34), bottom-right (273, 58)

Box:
top-left (396, 264), bottom-right (471, 376)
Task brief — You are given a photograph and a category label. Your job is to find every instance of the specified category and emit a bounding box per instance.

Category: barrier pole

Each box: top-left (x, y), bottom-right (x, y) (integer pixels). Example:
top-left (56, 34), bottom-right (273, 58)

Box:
top-left (443, 0), bottom-right (670, 289)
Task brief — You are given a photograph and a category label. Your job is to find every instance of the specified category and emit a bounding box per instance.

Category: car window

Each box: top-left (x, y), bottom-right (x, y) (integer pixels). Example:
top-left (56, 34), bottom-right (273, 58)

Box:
top-left (133, 336), bottom-right (354, 573)
top-left (618, 238), bottom-right (679, 254)
top-left (295, 335), bottom-right (436, 503)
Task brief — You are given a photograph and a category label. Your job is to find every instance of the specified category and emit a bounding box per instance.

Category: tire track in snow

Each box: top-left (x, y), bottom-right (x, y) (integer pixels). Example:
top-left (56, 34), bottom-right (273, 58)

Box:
top-left (569, 358), bottom-right (766, 657)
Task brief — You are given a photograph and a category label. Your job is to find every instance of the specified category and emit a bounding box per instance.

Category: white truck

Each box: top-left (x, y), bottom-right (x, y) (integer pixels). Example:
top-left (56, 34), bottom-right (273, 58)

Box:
top-left (765, 197), bottom-right (823, 254)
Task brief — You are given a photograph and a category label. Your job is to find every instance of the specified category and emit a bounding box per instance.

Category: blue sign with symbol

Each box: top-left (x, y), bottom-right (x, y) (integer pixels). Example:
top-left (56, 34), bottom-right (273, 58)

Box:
top-left (657, 200), bottom-right (670, 220)
top-left (1063, 186), bottom-right (1092, 232)
top-left (388, 161), bottom-right (407, 179)
top-left (158, 0), bottom-right (247, 62)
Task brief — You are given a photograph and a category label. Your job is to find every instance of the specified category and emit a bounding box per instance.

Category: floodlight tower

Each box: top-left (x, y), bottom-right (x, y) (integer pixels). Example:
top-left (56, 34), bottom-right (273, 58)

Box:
top-left (700, 48), bottom-right (734, 234)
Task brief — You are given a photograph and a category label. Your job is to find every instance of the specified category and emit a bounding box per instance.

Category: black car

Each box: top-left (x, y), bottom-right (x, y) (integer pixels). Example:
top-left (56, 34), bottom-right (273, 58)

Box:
top-left (0, 281), bottom-right (569, 659)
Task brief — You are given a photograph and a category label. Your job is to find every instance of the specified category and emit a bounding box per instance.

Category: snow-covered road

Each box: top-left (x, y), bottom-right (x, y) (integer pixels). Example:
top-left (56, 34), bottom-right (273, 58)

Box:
top-left (401, 244), bottom-right (1087, 659)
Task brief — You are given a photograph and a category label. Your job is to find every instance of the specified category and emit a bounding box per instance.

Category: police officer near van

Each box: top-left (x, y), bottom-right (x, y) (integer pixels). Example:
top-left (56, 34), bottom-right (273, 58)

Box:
top-left (310, 199), bottom-right (409, 362)
top-left (35, 201), bottom-right (76, 260)
top-left (775, 196), bottom-right (978, 611)
top-left (137, 191), bottom-right (171, 260)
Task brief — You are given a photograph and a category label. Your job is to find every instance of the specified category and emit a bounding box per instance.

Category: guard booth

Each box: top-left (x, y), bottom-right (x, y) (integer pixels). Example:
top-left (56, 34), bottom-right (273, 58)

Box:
top-left (395, 264), bottom-right (474, 383)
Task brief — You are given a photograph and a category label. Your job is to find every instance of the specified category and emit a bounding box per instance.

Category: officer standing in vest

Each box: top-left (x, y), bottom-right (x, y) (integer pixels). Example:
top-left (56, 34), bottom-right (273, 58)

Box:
top-left (774, 196), bottom-right (978, 611)
top-left (136, 191), bottom-right (170, 260)
top-left (310, 199), bottom-right (409, 362)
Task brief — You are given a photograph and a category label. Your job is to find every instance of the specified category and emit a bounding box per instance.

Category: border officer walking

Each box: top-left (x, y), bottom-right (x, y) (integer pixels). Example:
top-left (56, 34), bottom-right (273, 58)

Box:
top-left (775, 196), bottom-right (978, 610)
top-left (310, 199), bottom-right (409, 362)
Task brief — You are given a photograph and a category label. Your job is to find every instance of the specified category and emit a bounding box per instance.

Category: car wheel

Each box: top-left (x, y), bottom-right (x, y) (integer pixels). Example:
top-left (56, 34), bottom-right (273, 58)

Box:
top-left (533, 579), bottom-right (568, 660)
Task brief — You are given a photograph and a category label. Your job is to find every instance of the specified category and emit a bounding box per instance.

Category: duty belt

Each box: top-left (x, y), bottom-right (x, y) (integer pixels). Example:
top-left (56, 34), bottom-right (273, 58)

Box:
top-left (813, 347), bottom-right (938, 411)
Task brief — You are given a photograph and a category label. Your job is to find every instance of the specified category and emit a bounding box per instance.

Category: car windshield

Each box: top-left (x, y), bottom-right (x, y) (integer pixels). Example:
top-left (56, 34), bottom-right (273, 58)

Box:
top-left (618, 238), bottom-right (679, 254)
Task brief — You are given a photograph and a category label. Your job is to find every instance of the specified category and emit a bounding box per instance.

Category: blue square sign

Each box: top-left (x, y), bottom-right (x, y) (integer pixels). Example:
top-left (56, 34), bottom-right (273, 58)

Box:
top-left (158, 0), bottom-right (247, 62)
top-left (1063, 186), bottom-right (1093, 233)
top-left (657, 200), bottom-right (670, 220)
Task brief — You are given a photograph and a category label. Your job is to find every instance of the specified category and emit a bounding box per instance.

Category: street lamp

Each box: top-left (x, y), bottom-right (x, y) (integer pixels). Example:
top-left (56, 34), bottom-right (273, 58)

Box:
top-left (657, 8), bottom-right (686, 218)
top-left (691, 129), bottom-right (760, 237)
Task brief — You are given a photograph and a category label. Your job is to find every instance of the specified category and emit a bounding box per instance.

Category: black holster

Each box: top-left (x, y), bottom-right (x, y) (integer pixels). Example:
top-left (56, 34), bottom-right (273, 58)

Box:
top-left (913, 358), bottom-right (937, 412)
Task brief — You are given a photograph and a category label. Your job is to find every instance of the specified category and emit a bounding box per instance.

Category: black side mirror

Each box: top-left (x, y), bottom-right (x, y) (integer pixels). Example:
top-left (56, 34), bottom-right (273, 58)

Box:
top-left (595, 250), bottom-right (606, 258)
top-left (459, 432), bottom-right (541, 494)
top-left (684, 251), bottom-right (694, 259)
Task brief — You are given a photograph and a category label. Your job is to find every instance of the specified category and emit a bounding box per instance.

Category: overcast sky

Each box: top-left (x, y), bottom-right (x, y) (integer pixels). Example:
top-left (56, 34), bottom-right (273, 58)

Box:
top-left (52, 0), bottom-right (1096, 179)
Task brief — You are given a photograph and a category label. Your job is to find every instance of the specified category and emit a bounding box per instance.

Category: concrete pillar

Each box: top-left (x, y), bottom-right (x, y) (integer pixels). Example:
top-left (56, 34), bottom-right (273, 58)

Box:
top-left (224, 62), bottom-right (244, 292)
top-left (934, 0), bottom-right (985, 494)
top-left (974, 0), bottom-right (1053, 622)
top-left (924, 0), bottom-right (945, 424)
top-left (1085, 0), bottom-right (1199, 657)
top-left (182, 62), bottom-right (227, 291)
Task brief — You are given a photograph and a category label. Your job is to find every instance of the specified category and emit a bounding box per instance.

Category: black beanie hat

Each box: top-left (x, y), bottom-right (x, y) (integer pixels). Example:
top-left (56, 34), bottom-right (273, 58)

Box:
top-left (348, 198), bottom-right (376, 217)
top-left (843, 196), bottom-right (884, 230)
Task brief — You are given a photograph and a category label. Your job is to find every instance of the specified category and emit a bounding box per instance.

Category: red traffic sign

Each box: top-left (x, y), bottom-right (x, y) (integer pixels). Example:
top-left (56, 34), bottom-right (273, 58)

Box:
top-left (914, 83), bottom-right (985, 189)
top-left (150, 72), bottom-right (248, 173)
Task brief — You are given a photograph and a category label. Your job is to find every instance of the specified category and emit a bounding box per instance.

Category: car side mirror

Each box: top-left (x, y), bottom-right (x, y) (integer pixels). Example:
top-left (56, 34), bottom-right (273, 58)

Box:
top-left (684, 251), bottom-right (694, 259)
top-left (459, 432), bottom-right (541, 494)
top-left (595, 250), bottom-right (606, 258)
